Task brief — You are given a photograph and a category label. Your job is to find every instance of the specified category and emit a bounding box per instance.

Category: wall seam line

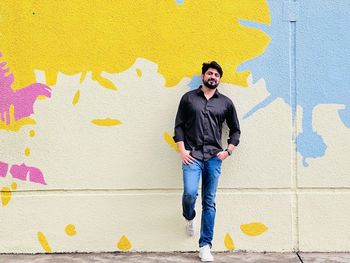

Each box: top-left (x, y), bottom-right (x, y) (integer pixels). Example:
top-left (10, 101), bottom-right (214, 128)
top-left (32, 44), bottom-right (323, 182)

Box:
top-left (289, 0), bottom-right (299, 252)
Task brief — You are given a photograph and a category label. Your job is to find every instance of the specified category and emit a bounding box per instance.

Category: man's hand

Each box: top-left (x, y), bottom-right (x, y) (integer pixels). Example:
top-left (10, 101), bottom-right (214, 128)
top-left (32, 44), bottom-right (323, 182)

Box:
top-left (176, 141), bottom-right (195, 164)
top-left (179, 149), bottom-right (195, 164)
top-left (216, 151), bottom-right (229, 161)
top-left (217, 144), bottom-right (235, 161)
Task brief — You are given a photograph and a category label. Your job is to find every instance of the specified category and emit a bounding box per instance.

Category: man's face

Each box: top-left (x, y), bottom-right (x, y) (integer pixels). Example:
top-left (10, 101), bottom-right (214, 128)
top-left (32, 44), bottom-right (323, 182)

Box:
top-left (202, 68), bottom-right (221, 89)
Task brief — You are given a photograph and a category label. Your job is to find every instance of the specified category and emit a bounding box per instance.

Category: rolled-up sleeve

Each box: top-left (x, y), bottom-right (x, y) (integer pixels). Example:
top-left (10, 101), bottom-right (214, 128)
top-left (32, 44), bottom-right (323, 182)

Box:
top-left (173, 95), bottom-right (187, 142)
top-left (226, 101), bottom-right (241, 146)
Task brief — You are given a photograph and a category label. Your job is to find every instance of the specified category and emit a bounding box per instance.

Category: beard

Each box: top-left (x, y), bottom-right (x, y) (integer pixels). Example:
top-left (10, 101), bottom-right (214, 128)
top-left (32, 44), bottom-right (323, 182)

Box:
top-left (203, 79), bottom-right (219, 89)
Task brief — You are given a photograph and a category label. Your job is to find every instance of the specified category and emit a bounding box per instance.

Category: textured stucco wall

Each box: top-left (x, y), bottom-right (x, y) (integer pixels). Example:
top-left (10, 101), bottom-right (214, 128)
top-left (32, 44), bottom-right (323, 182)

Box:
top-left (1, 0), bottom-right (350, 253)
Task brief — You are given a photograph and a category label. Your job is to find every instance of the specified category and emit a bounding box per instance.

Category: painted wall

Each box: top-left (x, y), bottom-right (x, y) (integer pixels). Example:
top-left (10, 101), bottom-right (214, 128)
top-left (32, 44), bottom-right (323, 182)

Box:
top-left (0, 0), bottom-right (349, 252)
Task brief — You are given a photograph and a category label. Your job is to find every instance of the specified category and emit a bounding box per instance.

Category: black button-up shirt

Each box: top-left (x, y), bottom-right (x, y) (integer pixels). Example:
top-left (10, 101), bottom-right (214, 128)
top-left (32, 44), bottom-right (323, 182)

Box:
top-left (173, 86), bottom-right (240, 161)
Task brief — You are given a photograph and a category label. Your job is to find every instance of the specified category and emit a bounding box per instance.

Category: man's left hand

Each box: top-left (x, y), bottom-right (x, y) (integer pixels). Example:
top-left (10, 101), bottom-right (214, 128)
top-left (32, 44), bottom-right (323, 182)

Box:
top-left (216, 151), bottom-right (229, 161)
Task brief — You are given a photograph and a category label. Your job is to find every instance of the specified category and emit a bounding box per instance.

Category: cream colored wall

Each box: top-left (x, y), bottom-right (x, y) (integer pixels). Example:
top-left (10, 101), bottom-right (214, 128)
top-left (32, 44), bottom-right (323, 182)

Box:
top-left (1, 63), bottom-right (294, 252)
top-left (1, 0), bottom-right (350, 253)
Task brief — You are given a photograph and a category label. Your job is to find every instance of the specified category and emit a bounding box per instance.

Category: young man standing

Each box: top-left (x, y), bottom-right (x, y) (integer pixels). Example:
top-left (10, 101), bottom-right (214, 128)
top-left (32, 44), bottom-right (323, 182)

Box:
top-left (173, 61), bottom-right (240, 262)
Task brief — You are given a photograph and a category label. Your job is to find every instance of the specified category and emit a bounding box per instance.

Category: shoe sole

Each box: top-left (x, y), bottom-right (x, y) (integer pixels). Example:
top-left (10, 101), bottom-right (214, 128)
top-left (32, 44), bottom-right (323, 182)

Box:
top-left (199, 254), bottom-right (213, 262)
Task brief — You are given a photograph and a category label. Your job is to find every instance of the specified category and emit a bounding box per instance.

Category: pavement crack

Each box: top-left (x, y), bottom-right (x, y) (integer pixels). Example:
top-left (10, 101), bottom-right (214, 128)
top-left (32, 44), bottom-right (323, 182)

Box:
top-left (296, 252), bottom-right (304, 263)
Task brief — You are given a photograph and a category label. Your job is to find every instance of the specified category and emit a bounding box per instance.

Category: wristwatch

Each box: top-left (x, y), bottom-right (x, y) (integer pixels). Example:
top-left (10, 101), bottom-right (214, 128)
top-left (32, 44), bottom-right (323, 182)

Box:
top-left (225, 149), bottom-right (232, 156)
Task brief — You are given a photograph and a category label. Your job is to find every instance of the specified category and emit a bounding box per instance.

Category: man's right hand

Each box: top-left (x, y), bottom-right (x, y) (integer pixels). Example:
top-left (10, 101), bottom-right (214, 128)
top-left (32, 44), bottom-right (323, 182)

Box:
top-left (179, 149), bottom-right (195, 165)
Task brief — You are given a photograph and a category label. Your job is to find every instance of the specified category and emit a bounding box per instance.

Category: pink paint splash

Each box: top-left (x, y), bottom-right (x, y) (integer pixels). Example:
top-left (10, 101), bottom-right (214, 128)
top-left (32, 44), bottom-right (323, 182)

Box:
top-left (6, 162), bottom-right (47, 185)
top-left (0, 161), bottom-right (8, 177)
top-left (0, 52), bottom-right (50, 186)
top-left (0, 52), bottom-right (51, 124)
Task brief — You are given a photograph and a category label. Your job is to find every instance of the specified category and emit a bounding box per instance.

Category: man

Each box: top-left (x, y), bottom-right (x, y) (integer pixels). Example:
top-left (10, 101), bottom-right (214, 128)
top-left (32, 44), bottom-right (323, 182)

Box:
top-left (173, 61), bottom-right (240, 262)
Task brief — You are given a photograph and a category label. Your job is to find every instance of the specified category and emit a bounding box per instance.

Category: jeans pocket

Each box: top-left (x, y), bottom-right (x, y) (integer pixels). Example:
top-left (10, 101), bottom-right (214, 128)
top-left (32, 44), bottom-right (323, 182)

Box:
top-left (212, 155), bottom-right (222, 162)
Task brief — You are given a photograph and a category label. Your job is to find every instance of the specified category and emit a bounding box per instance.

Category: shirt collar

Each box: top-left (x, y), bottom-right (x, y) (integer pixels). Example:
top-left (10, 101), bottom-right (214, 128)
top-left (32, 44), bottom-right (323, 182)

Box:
top-left (196, 85), bottom-right (220, 98)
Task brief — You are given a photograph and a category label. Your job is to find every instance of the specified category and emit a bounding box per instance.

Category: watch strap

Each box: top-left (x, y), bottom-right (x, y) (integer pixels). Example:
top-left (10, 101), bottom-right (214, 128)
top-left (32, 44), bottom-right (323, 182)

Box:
top-left (225, 149), bottom-right (232, 156)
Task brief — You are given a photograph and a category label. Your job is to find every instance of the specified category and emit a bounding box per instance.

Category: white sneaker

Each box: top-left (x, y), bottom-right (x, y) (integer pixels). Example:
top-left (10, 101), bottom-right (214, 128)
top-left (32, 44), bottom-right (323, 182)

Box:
top-left (185, 219), bottom-right (195, 236)
top-left (199, 245), bottom-right (214, 262)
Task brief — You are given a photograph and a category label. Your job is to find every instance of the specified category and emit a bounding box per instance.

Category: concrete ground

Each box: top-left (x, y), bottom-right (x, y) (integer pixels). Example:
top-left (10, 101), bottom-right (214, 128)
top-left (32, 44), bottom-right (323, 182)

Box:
top-left (1, 252), bottom-right (350, 263)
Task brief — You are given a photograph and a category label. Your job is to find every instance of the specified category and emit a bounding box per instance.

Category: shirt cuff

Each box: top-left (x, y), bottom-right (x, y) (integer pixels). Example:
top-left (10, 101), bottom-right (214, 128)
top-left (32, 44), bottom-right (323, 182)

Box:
top-left (228, 138), bottom-right (239, 146)
top-left (173, 135), bottom-right (184, 143)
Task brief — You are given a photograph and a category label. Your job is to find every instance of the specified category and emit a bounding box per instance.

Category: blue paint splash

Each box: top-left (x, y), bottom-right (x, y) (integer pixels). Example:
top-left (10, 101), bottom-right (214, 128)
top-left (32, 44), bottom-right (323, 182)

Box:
top-left (237, 1), bottom-right (291, 118)
top-left (237, 0), bottom-right (350, 167)
top-left (188, 75), bottom-right (201, 90)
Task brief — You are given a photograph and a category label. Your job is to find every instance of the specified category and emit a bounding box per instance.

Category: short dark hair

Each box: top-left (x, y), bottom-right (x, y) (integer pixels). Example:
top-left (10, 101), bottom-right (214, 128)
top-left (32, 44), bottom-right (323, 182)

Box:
top-left (202, 61), bottom-right (223, 78)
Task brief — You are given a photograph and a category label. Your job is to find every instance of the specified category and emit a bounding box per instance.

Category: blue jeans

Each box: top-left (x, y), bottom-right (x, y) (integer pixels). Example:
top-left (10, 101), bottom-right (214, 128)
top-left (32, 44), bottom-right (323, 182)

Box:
top-left (182, 156), bottom-right (222, 248)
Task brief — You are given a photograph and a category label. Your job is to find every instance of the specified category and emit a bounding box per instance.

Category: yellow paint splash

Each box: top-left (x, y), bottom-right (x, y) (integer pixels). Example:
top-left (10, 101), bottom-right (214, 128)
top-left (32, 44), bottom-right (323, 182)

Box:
top-left (65, 224), bottom-right (77, 236)
top-left (136, 68), bottom-right (142, 77)
top-left (164, 132), bottom-right (179, 152)
top-left (24, 147), bottom-right (31, 157)
top-left (37, 95), bottom-right (50, 100)
top-left (91, 118), bottom-right (122, 126)
top-left (0, 1), bottom-right (270, 89)
top-left (1, 182), bottom-right (17, 206)
top-left (1, 187), bottom-right (12, 206)
top-left (92, 71), bottom-right (117, 90)
top-left (80, 72), bottom-right (87, 84)
top-left (11, 182), bottom-right (17, 190)
top-left (117, 235), bottom-right (132, 251)
top-left (37, 232), bottom-right (52, 253)
top-left (240, 222), bottom-right (268, 236)
top-left (0, 105), bottom-right (36, 132)
top-left (224, 233), bottom-right (235, 251)
top-left (29, 129), bottom-right (35, 137)
top-left (72, 90), bottom-right (80, 105)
